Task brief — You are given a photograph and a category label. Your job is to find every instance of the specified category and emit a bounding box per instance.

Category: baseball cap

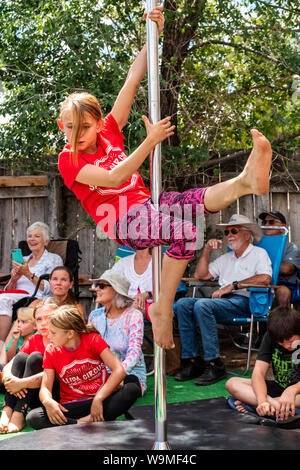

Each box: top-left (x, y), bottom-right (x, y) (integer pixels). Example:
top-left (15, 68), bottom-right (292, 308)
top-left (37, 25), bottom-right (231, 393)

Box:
top-left (259, 211), bottom-right (287, 225)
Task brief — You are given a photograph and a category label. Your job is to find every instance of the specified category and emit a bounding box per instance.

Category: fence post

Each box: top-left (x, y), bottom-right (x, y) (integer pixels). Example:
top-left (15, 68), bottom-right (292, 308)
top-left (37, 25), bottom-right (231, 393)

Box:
top-left (47, 175), bottom-right (62, 239)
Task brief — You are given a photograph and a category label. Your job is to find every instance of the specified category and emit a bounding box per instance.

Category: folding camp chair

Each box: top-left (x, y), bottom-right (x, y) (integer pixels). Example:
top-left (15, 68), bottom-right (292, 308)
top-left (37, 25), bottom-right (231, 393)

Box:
top-left (232, 227), bottom-right (288, 372)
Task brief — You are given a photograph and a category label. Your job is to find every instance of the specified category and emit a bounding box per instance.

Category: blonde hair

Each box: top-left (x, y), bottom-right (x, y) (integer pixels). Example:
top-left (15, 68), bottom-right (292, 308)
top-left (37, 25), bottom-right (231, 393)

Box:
top-left (59, 92), bottom-right (103, 165)
top-left (17, 307), bottom-right (35, 324)
top-left (48, 304), bottom-right (97, 334)
top-left (33, 297), bottom-right (60, 318)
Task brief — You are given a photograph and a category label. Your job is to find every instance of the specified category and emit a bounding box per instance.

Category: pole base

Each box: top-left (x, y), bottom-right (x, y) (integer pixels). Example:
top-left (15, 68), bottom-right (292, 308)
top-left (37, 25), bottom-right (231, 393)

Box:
top-left (152, 441), bottom-right (172, 450)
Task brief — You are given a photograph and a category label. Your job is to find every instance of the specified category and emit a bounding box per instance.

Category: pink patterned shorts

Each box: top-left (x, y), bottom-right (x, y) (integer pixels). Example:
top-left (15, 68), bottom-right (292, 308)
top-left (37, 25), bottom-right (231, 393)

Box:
top-left (116, 187), bottom-right (212, 259)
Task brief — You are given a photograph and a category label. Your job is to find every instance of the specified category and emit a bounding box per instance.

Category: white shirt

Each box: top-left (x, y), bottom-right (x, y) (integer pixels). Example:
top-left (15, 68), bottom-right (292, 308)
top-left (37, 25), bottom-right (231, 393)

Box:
top-left (13, 249), bottom-right (63, 297)
top-left (208, 244), bottom-right (272, 297)
top-left (112, 254), bottom-right (152, 298)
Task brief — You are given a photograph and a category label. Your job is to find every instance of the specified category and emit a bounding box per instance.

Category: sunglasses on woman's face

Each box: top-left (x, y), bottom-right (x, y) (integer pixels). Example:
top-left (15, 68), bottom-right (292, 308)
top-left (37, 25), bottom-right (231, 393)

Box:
top-left (224, 228), bottom-right (241, 236)
top-left (95, 283), bottom-right (111, 290)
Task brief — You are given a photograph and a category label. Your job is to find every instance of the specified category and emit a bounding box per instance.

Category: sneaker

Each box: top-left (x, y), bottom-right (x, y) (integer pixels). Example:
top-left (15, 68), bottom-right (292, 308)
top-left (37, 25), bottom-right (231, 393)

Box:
top-left (194, 361), bottom-right (227, 386)
top-left (174, 359), bottom-right (205, 382)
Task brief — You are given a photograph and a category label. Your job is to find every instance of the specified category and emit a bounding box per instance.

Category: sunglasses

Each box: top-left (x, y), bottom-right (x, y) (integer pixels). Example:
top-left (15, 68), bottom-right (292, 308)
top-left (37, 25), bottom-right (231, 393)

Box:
top-left (262, 219), bottom-right (280, 226)
top-left (95, 283), bottom-right (111, 290)
top-left (224, 228), bottom-right (241, 236)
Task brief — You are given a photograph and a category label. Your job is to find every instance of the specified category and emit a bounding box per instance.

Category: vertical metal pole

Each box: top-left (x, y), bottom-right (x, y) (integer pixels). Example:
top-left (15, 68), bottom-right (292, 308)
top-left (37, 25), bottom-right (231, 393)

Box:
top-left (145, 0), bottom-right (171, 450)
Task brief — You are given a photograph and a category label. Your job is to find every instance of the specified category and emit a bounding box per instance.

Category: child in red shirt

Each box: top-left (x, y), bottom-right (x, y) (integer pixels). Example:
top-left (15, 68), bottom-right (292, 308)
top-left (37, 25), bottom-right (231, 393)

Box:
top-left (58, 7), bottom-right (272, 350)
top-left (0, 297), bottom-right (58, 434)
top-left (27, 305), bottom-right (138, 429)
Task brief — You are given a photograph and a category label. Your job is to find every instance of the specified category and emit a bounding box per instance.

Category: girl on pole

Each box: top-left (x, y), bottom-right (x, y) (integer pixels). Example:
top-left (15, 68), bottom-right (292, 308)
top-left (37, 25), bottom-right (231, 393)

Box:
top-left (57, 7), bottom-right (272, 349)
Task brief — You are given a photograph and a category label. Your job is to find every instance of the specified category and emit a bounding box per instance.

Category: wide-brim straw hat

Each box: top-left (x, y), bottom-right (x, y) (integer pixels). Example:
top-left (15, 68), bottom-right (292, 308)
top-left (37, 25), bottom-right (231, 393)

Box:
top-left (215, 214), bottom-right (263, 244)
top-left (89, 269), bottom-right (133, 300)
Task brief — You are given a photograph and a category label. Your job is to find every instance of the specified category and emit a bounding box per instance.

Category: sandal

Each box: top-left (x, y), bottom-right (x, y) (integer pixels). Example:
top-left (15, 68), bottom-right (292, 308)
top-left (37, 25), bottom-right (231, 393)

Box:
top-left (276, 413), bottom-right (300, 427)
top-left (227, 396), bottom-right (257, 414)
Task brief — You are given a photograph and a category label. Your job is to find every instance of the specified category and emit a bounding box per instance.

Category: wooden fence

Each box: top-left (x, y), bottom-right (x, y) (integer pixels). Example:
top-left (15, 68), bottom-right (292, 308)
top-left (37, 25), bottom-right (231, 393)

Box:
top-left (1, 174), bottom-right (300, 311)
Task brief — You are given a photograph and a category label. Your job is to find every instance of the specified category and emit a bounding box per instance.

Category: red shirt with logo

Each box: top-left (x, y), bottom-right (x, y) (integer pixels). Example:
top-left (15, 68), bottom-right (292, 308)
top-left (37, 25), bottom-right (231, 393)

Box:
top-left (43, 333), bottom-right (110, 403)
top-left (58, 113), bottom-right (151, 239)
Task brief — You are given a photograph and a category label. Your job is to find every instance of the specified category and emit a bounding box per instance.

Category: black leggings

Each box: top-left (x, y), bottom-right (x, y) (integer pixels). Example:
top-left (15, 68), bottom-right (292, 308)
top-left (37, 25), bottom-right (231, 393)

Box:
top-left (26, 374), bottom-right (141, 430)
top-left (3, 351), bottom-right (59, 415)
top-left (3, 351), bottom-right (44, 415)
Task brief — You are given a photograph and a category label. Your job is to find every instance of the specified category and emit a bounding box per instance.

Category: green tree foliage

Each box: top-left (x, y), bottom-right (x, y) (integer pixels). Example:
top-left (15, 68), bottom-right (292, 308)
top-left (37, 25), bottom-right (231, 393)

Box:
top-left (0, 0), bottom-right (299, 189)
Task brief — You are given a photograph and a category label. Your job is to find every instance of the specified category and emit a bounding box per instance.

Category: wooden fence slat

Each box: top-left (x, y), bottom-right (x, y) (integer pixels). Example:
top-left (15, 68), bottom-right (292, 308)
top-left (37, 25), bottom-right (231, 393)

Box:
top-left (238, 194), bottom-right (255, 221)
top-left (270, 193), bottom-right (289, 222)
top-left (0, 176), bottom-right (48, 187)
top-left (29, 196), bottom-right (48, 230)
top-left (1, 176), bottom-right (300, 278)
top-left (288, 193), bottom-right (300, 244)
top-left (0, 187), bottom-right (47, 199)
top-left (13, 197), bottom-right (30, 246)
top-left (254, 193), bottom-right (270, 222)
top-left (77, 224), bottom-right (95, 275)
top-left (0, 199), bottom-right (13, 273)
top-left (93, 236), bottom-right (119, 278)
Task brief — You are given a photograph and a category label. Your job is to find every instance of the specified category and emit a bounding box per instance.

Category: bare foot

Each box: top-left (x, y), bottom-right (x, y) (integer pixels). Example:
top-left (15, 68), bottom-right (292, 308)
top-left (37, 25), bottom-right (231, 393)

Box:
top-left (148, 302), bottom-right (175, 349)
top-left (239, 129), bottom-right (272, 196)
top-left (233, 400), bottom-right (249, 414)
top-left (0, 406), bottom-right (13, 433)
top-left (6, 411), bottom-right (24, 434)
top-left (77, 414), bottom-right (93, 424)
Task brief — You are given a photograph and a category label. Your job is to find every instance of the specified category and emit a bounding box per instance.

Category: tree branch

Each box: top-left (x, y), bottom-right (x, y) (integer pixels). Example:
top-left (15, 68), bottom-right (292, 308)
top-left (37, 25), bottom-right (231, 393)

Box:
top-left (188, 40), bottom-right (280, 64)
top-left (201, 130), bottom-right (300, 170)
top-left (272, 129), bottom-right (300, 145)
top-left (255, 0), bottom-right (300, 14)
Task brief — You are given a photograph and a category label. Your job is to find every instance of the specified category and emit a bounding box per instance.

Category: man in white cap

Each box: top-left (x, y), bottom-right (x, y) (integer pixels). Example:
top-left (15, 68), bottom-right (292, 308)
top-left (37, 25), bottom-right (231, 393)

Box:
top-left (174, 214), bottom-right (272, 386)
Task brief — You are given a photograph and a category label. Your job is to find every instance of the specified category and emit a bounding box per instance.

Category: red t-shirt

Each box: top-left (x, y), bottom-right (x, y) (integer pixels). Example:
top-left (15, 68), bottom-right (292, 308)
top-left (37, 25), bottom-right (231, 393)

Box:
top-left (58, 113), bottom-right (151, 240)
top-left (43, 333), bottom-right (110, 403)
top-left (20, 334), bottom-right (46, 355)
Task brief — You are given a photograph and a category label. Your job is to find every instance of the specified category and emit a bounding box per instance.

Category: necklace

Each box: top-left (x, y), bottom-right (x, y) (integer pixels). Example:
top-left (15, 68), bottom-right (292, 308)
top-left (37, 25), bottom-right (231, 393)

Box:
top-left (105, 304), bottom-right (113, 318)
top-left (103, 305), bottom-right (113, 339)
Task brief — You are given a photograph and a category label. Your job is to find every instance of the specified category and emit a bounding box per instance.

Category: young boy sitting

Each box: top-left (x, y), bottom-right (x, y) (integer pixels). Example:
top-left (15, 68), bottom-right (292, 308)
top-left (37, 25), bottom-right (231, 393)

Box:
top-left (226, 306), bottom-right (300, 423)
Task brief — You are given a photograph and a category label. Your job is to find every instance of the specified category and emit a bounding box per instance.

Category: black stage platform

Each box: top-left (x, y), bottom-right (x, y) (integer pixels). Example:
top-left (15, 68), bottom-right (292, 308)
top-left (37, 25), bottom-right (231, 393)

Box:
top-left (0, 398), bottom-right (299, 450)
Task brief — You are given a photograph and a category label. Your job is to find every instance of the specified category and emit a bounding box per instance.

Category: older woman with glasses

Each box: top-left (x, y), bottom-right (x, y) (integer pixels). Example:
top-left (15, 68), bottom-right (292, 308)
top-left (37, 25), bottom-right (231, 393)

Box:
top-left (88, 269), bottom-right (147, 399)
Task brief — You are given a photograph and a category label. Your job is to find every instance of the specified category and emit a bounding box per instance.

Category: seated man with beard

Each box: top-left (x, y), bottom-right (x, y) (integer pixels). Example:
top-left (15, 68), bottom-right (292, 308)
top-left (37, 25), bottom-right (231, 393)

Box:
top-left (174, 214), bottom-right (272, 386)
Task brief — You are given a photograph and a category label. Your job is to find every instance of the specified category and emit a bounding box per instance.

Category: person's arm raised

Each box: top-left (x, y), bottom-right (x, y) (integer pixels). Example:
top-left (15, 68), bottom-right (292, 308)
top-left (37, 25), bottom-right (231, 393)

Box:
top-left (75, 115), bottom-right (174, 188)
top-left (111, 6), bottom-right (164, 131)
top-left (194, 239), bottom-right (222, 280)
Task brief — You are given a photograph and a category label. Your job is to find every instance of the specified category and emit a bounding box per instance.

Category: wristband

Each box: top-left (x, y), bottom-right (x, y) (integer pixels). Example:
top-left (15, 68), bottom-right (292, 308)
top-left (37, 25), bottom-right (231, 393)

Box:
top-left (30, 273), bottom-right (35, 281)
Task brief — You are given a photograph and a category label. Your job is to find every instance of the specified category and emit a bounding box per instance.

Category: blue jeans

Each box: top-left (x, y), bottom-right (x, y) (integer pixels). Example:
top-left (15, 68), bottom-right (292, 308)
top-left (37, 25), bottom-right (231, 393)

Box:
top-left (175, 294), bottom-right (250, 361)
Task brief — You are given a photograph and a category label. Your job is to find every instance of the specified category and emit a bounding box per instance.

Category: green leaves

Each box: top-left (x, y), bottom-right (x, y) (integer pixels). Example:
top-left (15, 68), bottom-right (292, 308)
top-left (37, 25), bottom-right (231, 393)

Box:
top-left (0, 0), bottom-right (298, 187)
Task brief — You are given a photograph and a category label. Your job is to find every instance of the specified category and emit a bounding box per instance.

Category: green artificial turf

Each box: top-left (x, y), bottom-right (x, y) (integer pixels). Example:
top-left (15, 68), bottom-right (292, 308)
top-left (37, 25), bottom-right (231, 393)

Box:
top-left (0, 372), bottom-right (250, 441)
top-left (134, 374), bottom-right (232, 406)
